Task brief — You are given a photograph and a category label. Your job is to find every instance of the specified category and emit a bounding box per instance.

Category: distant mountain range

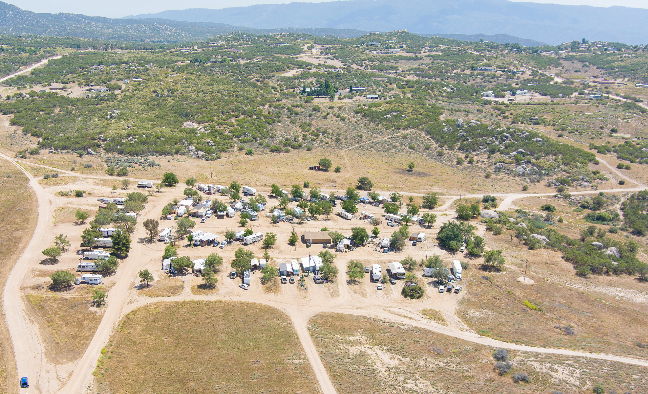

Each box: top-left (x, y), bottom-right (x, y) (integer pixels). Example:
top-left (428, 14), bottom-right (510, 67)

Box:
top-left (129, 0), bottom-right (648, 45)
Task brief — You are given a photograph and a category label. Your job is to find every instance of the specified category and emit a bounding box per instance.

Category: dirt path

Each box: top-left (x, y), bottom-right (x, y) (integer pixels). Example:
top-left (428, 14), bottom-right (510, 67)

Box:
top-left (0, 56), bottom-right (62, 84)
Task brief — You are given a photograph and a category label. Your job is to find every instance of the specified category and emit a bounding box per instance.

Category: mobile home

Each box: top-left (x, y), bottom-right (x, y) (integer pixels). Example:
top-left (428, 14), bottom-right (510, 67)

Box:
top-left (387, 262), bottom-right (406, 279)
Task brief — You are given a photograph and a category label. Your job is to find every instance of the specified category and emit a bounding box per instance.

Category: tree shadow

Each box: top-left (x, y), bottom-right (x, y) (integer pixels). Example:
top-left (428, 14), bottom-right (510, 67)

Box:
top-left (196, 283), bottom-right (216, 290)
top-left (48, 284), bottom-right (72, 292)
top-left (479, 264), bottom-right (503, 273)
top-left (40, 258), bottom-right (59, 266)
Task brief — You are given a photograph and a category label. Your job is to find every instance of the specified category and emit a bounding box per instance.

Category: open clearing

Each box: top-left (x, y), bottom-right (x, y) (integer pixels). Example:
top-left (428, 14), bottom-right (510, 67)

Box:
top-left (309, 313), bottom-right (648, 394)
top-left (0, 158), bottom-right (38, 391)
top-left (94, 301), bottom-right (320, 394)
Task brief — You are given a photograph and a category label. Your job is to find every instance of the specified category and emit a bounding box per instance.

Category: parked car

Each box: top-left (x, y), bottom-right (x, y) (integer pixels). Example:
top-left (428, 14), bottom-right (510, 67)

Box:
top-left (239, 283), bottom-right (249, 290)
top-left (438, 285), bottom-right (445, 293)
top-left (389, 278), bottom-right (396, 285)
top-left (459, 245), bottom-right (466, 253)
top-left (200, 217), bottom-right (206, 223)
top-left (412, 241), bottom-right (417, 246)
top-left (20, 377), bottom-right (29, 388)
top-left (446, 284), bottom-right (454, 292)
top-left (377, 283), bottom-right (383, 290)
top-left (281, 276), bottom-right (287, 284)
top-left (364, 266), bottom-right (370, 273)
top-left (289, 277), bottom-right (295, 284)
top-left (219, 241), bottom-right (227, 249)
top-left (229, 271), bottom-right (237, 279)
top-left (454, 285), bottom-right (463, 293)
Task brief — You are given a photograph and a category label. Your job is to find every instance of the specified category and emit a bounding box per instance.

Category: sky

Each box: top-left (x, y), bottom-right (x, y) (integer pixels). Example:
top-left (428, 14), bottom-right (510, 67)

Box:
top-left (4, 0), bottom-right (648, 18)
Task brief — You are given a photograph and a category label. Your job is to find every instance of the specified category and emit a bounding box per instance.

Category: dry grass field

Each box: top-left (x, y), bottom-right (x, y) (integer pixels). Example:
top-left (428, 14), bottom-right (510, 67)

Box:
top-left (94, 301), bottom-right (320, 394)
top-left (0, 159), bottom-right (38, 391)
top-left (309, 313), bottom-right (648, 394)
top-left (139, 277), bottom-right (184, 298)
top-left (24, 289), bottom-right (105, 364)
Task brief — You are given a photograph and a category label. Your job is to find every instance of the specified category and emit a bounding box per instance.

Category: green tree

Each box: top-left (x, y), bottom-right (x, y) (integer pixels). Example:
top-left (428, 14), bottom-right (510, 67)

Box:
top-left (318, 250), bottom-right (335, 265)
top-left (390, 192), bottom-right (402, 205)
top-left (239, 217), bottom-right (248, 227)
top-left (138, 269), bottom-right (154, 287)
top-left (172, 256), bottom-right (193, 275)
top-left (205, 253), bottom-right (223, 272)
top-left (484, 250), bottom-right (505, 271)
top-left (261, 265), bottom-right (278, 284)
top-left (162, 172), bottom-right (179, 187)
top-left (408, 162), bottom-right (415, 171)
top-left (372, 227), bottom-right (380, 237)
top-left (176, 217), bottom-right (195, 238)
top-left (50, 270), bottom-right (75, 289)
top-left (401, 256), bottom-right (417, 271)
top-left (421, 193), bottom-right (439, 209)
top-left (390, 225), bottom-right (410, 252)
top-left (384, 203), bottom-right (399, 215)
top-left (201, 267), bottom-right (218, 288)
top-left (97, 256), bottom-right (119, 276)
top-left (421, 212), bottom-right (437, 228)
top-left (212, 200), bottom-right (228, 213)
top-left (369, 191), bottom-right (380, 201)
top-left (75, 209), bottom-right (89, 224)
top-left (436, 221), bottom-right (471, 252)
top-left (319, 200), bottom-right (333, 218)
top-left (291, 184), bottom-right (304, 199)
top-left (342, 199), bottom-right (358, 215)
top-left (356, 177), bottom-right (373, 191)
top-left (263, 232), bottom-right (277, 249)
top-left (231, 248), bottom-right (254, 276)
top-left (351, 227), bottom-right (370, 245)
top-left (347, 260), bottom-right (365, 282)
top-left (54, 234), bottom-right (70, 252)
top-left (328, 231), bottom-right (344, 245)
top-left (42, 246), bottom-right (62, 263)
top-left (92, 288), bottom-right (106, 306)
top-left (143, 219), bottom-right (159, 243)
top-left (225, 230), bottom-right (236, 243)
top-left (288, 231), bottom-right (298, 245)
top-left (319, 158), bottom-right (332, 171)
top-left (407, 204), bottom-right (420, 217)
top-left (111, 229), bottom-right (131, 257)
top-left (162, 244), bottom-right (178, 260)
top-left (320, 261), bottom-right (339, 281)
top-left (402, 284), bottom-right (424, 299)
top-left (185, 177), bottom-right (197, 188)
top-left (334, 166), bottom-right (342, 173)
top-left (467, 236), bottom-right (485, 256)
top-left (271, 184), bottom-right (283, 198)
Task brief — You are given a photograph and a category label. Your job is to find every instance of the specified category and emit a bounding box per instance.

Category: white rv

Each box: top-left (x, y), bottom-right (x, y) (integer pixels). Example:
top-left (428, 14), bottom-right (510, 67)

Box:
top-left (242, 186), bottom-right (257, 196)
top-left (83, 250), bottom-right (111, 260)
top-left (137, 181), bottom-right (153, 188)
top-left (77, 262), bottom-right (98, 272)
top-left (79, 274), bottom-right (103, 285)
top-left (337, 211), bottom-right (353, 220)
top-left (94, 238), bottom-right (113, 248)
top-left (99, 228), bottom-right (118, 237)
top-left (193, 259), bottom-right (206, 273)
top-left (371, 264), bottom-right (382, 282)
top-left (243, 232), bottom-right (264, 245)
top-left (385, 214), bottom-right (401, 223)
top-left (227, 207), bottom-right (235, 218)
top-left (452, 260), bottom-right (463, 280)
top-left (243, 270), bottom-right (251, 285)
top-left (388, 262), bottom-right (406, 279)
top-left (158, 228), bottom-right (172, 242)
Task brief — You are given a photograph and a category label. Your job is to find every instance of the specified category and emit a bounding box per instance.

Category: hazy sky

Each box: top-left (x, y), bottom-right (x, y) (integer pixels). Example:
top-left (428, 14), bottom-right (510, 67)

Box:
top-left (5, 0), bottom-right (648, 18)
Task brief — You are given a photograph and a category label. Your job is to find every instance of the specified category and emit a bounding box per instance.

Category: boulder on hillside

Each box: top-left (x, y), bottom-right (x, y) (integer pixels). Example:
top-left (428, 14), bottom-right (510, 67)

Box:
top-left (480, 210), bottom-right (499, 219)
top-left (531, 234), bottom-right (549, 244)
top-left (605, 247), bottom-right (621, 258)
top-left (592, 242), bottom-right (604, 250)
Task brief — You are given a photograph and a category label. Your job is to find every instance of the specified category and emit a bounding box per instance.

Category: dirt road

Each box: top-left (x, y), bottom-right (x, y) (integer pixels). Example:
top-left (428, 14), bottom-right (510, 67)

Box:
top-left (0, 56), bottom-right (62, 84)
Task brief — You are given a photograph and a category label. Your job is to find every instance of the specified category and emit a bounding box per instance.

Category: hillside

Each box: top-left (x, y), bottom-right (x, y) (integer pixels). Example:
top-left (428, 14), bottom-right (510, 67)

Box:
top-left (128, 0), bottom-right (648, 45)
top-left (0, 1), bottom-right (365, 42)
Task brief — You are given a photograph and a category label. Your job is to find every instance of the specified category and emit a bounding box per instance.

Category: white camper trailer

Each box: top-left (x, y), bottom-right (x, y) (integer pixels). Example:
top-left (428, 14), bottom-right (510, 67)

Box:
top-left (371, 264), bottom-right (382, 282)
top-left (137, 181), bottom-right (153, 188)
top-left (337, 211), bottom-right (353, 220)
top-left (83, 250), bottom-right (110, 260)
top-left (77, 262), bottom-right (98, 272)
top-left (243, 270), bottom-right (251, 285)
top-left (385, 214), bottom-right (401, 223)
top-left (242, 186), bottom-right (257, 196)
top-left (99, 228), bottom-right (118, 237)
top-left (79, 274), bottom-right (103, 285)
top-left (243, 232), bottom-right (264, 245)
top-left (158, 228), bottom-right (172, 242)
top-left (94, 238), bottom-right (113, 248)
top-left (452, 260), bottom-right (463, 280)
top-left (227, 207), bottom-right (235, 218)
top-left (387, 262), bottom-right (406, 279)
top-left (193, 259), bottom-right (206, 273)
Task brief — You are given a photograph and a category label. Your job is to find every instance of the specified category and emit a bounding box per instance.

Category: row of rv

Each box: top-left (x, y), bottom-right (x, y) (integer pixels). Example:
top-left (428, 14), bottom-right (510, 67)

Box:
top-left (157, 227), bottom-right (264, 246)
top-left (197, 184), bottom-right (257, 196)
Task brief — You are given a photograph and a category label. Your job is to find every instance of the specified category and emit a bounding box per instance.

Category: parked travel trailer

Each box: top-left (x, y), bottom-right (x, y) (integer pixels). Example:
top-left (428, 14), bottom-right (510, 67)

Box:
top-left (243, 232), bottom-right (264, 245)
top-left (99, 228), bottom-right (118, 237)
top-left (259, 259), bottom-right (267, 269)
top-left (83, 250), bottom-right (110, 260)
top-left (158, 228), bottom-right (172, 242)
top-left (409, 233), bottom-right (426, 242)
top-left (77, 262), bottom-right (98, 272)
top-left (94, 238), bottom-right (113, 248)
top-left (242, 186), bottom-right (257, 196)
top-left (243, 270), bottom-right (251, 285)
top-left (371, 264), bottom-right (382, 282)
top-left (227, 207), bottom-right (235, 218)
top-left (78, 274), bottom-right (103, 285)
top-left (193, 259), bottom-right (206, 273)
top-left (176, 206), bottom-right (187, 217)
top-left (337, 211), bottom-right (353, 220)
top-left (137, 181), bottom-right (153, 188)
top-left (112, 198), bottom-right (126, 205)
top-left (279, 262), bottom-right (290, 276)
top-left (452, 260), bottom-right (463, 280)
top-left (385, 214), bottom-right (401, 223)
top-left (291, 260), bottom-right (300, 276)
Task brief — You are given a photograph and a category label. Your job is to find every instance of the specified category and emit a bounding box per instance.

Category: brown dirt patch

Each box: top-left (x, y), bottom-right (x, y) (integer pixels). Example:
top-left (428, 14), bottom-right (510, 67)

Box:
top-left (139, 277), bottom-right (184, 298)
top-left (94, 301), bottom-right (320, 394)
top-left (309, 313), bottom-right (648, 394)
